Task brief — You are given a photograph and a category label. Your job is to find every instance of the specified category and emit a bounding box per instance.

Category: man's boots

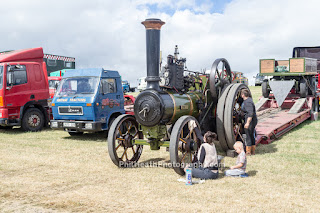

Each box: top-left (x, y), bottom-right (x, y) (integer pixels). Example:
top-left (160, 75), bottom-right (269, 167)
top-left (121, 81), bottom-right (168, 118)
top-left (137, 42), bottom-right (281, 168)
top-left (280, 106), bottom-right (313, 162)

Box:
top-left (251, 145), bottom-right (256, 155)
top-left (246, 146), bottom-right (251, 156)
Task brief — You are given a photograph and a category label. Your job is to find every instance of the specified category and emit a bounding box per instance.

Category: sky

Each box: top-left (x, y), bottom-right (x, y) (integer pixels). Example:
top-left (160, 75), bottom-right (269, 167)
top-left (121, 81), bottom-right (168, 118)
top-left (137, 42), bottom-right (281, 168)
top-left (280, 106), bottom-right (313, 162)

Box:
top-left (1, 0), bottom-right (320, 86)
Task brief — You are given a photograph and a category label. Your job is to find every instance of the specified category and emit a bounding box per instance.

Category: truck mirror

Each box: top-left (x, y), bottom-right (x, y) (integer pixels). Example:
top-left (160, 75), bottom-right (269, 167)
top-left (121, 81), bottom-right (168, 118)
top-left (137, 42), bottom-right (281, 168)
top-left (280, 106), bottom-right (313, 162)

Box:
top-left (7, 71), bottom-right (14, 85)
top-left (102, 82), bottom-right (108, 94)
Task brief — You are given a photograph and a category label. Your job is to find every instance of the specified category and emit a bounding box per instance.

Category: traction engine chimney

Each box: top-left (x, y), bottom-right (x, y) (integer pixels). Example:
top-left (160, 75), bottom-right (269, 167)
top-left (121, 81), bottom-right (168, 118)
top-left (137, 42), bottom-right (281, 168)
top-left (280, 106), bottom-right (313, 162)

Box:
top-left (141, 18), bottom-right (165, 91)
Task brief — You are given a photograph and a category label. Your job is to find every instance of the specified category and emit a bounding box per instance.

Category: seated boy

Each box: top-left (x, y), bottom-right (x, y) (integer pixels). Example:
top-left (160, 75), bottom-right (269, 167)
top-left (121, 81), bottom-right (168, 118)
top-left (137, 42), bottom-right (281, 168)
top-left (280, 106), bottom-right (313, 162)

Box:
top-left (225, 141), bottom-right (247, 177)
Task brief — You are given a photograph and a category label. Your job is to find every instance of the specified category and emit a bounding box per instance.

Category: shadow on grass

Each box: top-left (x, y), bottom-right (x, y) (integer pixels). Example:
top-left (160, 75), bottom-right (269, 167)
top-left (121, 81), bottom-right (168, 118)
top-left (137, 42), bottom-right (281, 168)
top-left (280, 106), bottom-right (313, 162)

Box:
top-left (247, 170), bottom-right (258, 176)
top-left (62, 131), bottom-right (108, 142)
top-left (140, 158), bottom-right (166, 165)
top-left (0, 126), bottom-right (53, 135)
top-left (256, 143), bottom-right (277, 155)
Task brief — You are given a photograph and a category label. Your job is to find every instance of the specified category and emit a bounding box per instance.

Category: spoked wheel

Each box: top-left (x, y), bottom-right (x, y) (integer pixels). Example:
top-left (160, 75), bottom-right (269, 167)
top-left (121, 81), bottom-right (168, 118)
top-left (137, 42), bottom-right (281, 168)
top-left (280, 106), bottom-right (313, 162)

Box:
top-left (170, 116), bottom-right (202, 176)
top-left (108, 114), bottom-right (143, 167)
top-left (216, 84), bottom-right (234, 151)
top-left (209, 58), bottom-right (233, 102)
top-left (224, 83), bottom-right (250, 149)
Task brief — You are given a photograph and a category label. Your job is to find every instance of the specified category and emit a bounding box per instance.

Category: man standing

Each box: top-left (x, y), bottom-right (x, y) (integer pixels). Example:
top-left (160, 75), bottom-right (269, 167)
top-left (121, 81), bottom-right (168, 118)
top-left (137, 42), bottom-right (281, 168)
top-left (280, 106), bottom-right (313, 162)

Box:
top-left (241, 89), bottom-right (258, 155)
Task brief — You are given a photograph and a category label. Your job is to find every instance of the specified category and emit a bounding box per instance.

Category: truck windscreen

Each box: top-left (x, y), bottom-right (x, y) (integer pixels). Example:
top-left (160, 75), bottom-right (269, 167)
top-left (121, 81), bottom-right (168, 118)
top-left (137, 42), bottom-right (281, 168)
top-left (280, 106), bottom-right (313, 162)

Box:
top-left (298, 48), bottom-right (320, 59)
top-left (0, 66), bottom-right (3, 89)
top-left (49, 80), bottom-right (60, 89)
top-left (56, 77), bottom-right (99, 97)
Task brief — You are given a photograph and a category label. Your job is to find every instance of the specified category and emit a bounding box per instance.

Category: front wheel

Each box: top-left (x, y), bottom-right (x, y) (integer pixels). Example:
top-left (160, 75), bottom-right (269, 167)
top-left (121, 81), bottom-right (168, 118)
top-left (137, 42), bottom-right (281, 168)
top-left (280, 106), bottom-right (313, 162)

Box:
top-left (108, 114), bottom-right (143, 167)
top-left (21, 108), bottom-right (45, 132)
top-left (169, 116), bottom-right (202, 176)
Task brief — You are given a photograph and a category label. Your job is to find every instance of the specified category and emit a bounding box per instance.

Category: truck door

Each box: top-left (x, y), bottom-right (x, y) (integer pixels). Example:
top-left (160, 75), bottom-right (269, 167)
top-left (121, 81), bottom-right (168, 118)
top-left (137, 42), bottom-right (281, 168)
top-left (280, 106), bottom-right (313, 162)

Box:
top-left (97, 78), bottom-right (121, 128)
top-left (5, 64), bottom-right (31, 118)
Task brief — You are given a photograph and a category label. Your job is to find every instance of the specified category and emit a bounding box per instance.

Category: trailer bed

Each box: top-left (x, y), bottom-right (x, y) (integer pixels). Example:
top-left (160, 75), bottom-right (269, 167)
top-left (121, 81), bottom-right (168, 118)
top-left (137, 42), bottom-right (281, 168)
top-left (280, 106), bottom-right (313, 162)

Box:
top-left (255, 95), bottom-right (317, 145)
top-left (256, 108), bottom-right (310, 144)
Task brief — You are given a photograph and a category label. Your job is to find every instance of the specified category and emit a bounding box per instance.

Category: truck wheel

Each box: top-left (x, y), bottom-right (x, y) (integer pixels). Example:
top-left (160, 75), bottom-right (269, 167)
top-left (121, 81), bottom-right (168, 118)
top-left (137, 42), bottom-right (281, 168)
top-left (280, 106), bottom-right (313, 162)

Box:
top-left (308, 77), bottom-right (316, 95)
top-left (262, 82), bottom-right (269, 98)
top-left (299, 80), bottom-right (308, 98)
top-left (68, 131), bottom-right (83, 136)
top-left (22, 108), bottom-right (45, 132)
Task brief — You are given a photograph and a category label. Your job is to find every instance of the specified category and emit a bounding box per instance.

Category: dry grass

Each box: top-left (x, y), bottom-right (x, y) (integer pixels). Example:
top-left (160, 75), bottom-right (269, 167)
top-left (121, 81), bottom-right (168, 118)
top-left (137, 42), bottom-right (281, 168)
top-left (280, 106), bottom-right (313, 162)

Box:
top-left (0, 86), bottom-right (319, 212)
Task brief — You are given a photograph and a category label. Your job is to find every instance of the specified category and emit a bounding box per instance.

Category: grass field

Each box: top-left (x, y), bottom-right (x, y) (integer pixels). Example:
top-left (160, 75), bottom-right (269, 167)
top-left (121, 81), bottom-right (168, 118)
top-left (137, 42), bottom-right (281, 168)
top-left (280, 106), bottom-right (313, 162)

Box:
top-left (0, 86), bottom-right (320, 212)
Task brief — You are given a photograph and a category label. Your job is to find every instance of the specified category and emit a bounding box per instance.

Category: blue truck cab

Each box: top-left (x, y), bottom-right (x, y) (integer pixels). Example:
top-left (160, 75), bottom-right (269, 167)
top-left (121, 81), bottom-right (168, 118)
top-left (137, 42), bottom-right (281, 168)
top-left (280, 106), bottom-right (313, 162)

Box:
top-left (50, 68), bottom-right (125, 135)
top-left (122, 80), bottom-right (130, 93)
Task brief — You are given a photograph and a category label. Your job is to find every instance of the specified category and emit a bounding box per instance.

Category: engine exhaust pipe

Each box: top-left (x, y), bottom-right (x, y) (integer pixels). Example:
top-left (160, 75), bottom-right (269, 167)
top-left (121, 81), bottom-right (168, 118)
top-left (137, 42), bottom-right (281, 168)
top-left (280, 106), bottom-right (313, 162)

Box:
top-left (141, 18), bottom-right (165, 91)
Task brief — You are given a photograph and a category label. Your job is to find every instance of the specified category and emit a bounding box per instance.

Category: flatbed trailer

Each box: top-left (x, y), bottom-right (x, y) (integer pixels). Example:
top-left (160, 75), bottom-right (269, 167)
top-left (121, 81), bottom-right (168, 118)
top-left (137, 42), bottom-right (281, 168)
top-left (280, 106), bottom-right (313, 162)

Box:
top-left (255, 93), bottom-right (319, 145)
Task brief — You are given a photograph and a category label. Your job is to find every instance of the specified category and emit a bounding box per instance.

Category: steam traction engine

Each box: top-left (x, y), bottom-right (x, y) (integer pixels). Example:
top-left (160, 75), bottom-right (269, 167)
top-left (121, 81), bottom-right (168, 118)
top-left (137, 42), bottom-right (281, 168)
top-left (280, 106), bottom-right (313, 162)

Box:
top-left (108, 19), bottom-right (251, 175)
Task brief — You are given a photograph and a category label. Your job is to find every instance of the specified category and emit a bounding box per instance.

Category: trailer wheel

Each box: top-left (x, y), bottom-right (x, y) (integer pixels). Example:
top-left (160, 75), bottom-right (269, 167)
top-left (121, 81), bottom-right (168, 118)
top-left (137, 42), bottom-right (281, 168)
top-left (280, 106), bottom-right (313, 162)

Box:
top-left (21, 108), bottom-right (45, 132)
top-left (68, 131), bottom-right (83, 136)
top-left (170, 116), bottom-right (202, 176)
top-left (108, 114), bottom-right (143, 167)
top-left (262, 81), bottom-right (269, 98)
top-left (224, 83), bottom-right (250, 149)
top-left (216, 84), bottom-right (234, 151)
top-left (299, 80), bottom-right (308, 98)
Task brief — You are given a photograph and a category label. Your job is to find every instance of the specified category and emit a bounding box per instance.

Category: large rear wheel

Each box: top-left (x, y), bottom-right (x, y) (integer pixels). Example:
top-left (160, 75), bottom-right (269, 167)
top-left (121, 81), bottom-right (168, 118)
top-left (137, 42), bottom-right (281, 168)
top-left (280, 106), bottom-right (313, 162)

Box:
top-left (224, 83), bottom-right (250, 149)
top-left (216, 84), bottom-right (234, 151)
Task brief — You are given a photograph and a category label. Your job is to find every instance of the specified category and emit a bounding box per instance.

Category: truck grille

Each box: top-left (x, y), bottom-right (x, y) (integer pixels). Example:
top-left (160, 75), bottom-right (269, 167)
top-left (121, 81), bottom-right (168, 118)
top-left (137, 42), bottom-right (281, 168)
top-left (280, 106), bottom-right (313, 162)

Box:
top-left (58, 106), bottom-right (83, 115)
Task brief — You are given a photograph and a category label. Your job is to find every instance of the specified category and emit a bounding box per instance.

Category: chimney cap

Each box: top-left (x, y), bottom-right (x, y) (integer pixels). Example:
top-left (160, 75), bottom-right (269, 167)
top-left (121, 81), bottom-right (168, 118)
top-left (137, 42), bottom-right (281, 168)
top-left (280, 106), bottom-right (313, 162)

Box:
top-left (142, 18), bottom-right (165, 30)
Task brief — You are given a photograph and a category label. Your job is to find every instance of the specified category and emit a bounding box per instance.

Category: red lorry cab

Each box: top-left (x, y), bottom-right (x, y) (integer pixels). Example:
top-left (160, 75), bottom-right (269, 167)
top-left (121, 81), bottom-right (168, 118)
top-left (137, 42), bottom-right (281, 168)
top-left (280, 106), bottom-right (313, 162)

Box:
top-left (0, 47), bottom-right (50, 131)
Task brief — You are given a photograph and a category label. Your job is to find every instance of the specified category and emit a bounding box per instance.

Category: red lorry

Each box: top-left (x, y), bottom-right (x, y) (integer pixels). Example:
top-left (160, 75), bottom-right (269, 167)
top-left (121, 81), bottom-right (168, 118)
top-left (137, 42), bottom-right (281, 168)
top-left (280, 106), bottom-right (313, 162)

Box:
top-left (0, 47), bottom-right (50, 131)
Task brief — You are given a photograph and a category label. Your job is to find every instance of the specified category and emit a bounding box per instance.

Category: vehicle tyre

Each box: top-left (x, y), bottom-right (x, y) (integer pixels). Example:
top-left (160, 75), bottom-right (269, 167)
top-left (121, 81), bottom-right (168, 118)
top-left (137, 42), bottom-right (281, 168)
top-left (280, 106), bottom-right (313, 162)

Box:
top-left (170, 115), bottom-right (202, 175)
top-left (299, 80), bottom-right (308, 98)
top-left (108, 114), bottom-right (143, 167)
top-left (22, 108), bottom-right (45, 132)
top-left (308, 77), bottom-right (316, 96)
top-left (216, 84), bottom-right (234, 151)
top-left (262, 81), bottom-right (269, 98)
top-left (224, 83), bottom-right (250, 149)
